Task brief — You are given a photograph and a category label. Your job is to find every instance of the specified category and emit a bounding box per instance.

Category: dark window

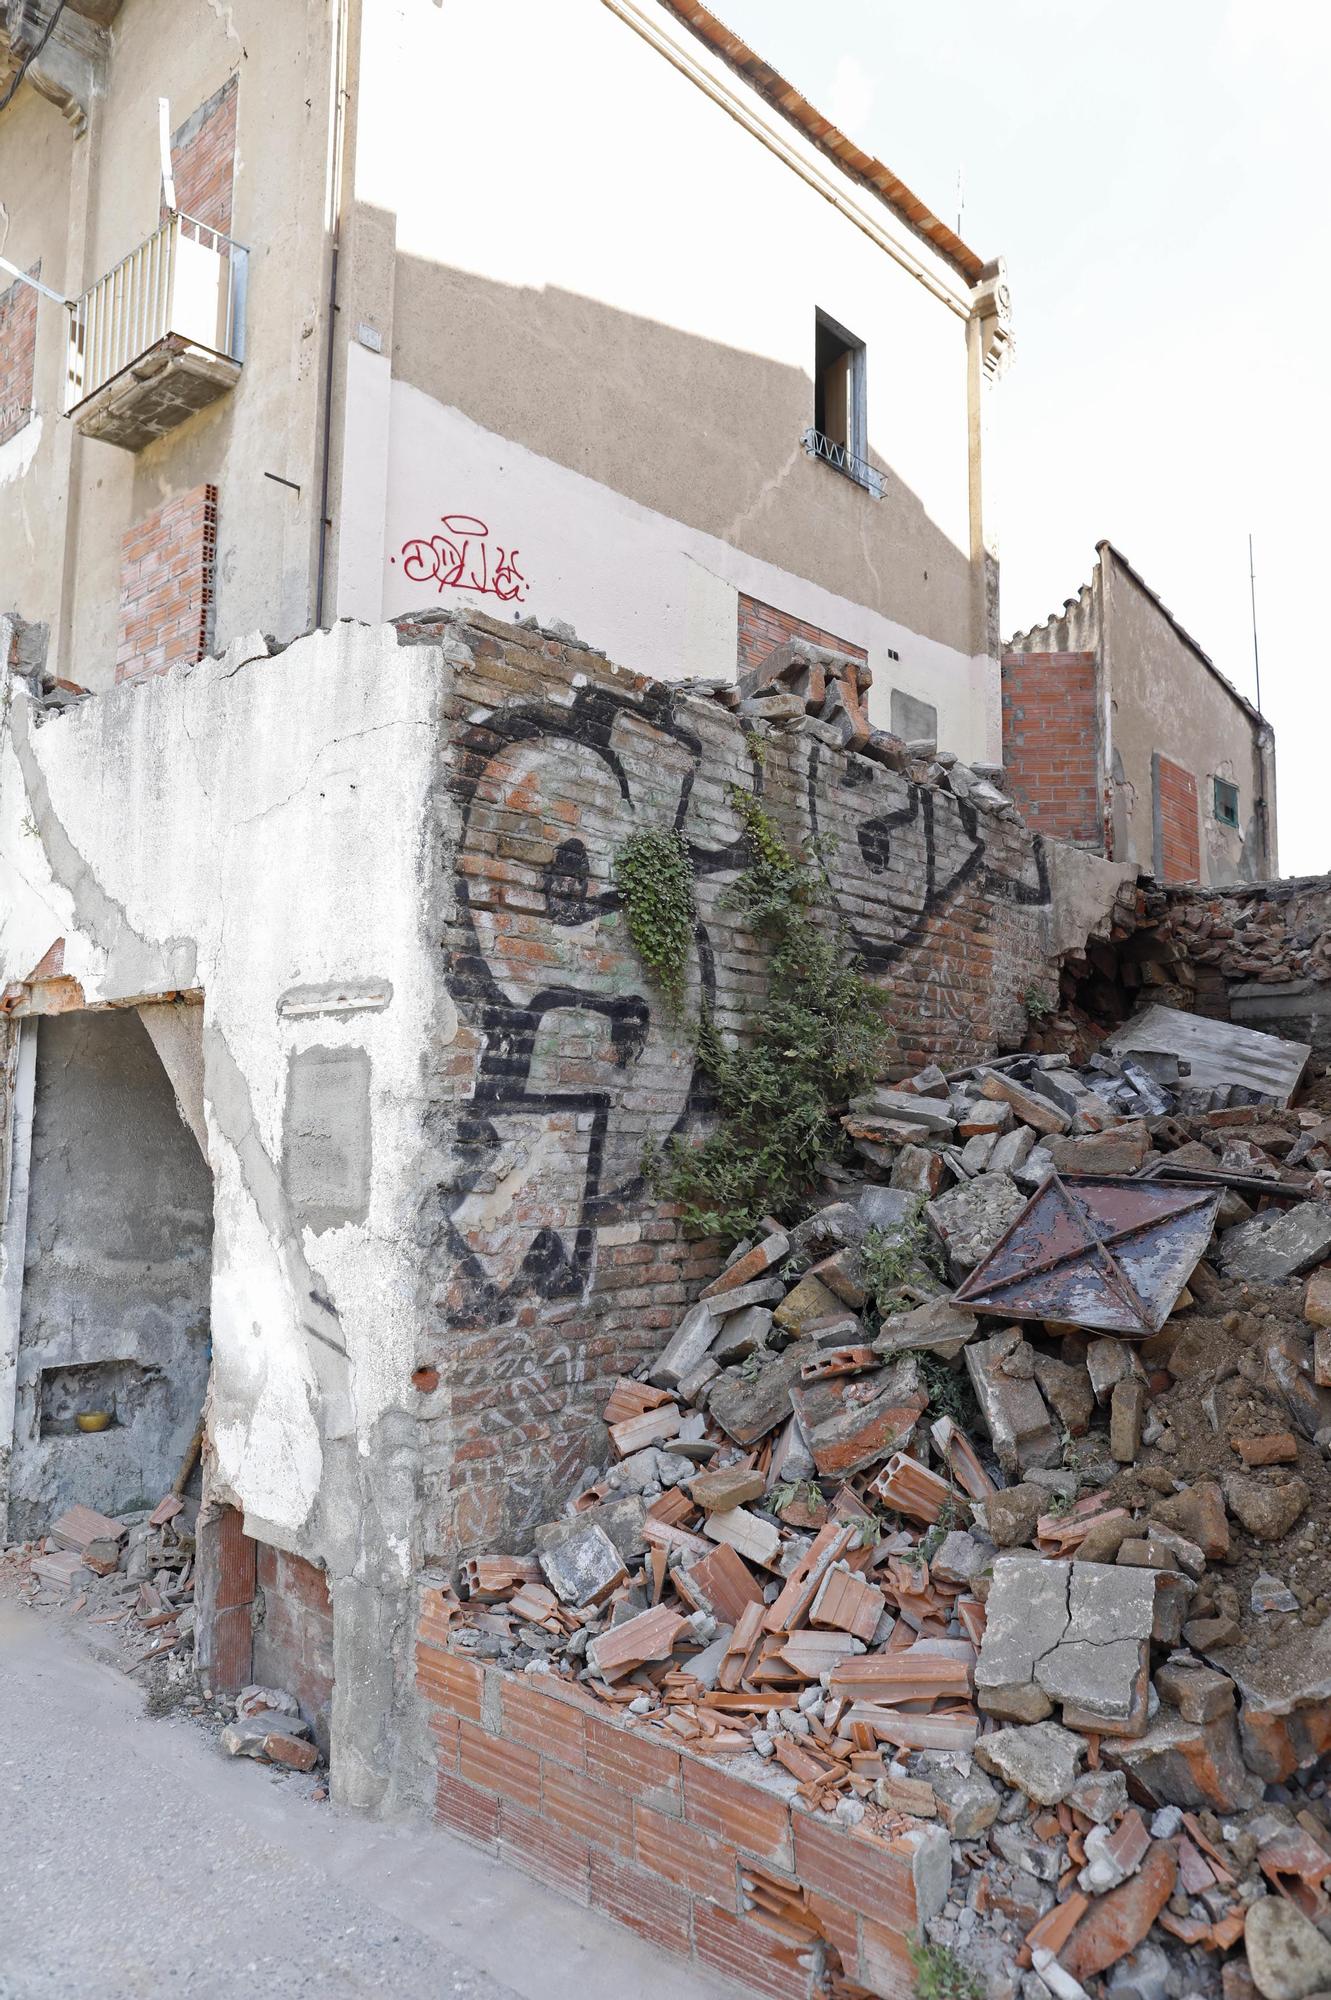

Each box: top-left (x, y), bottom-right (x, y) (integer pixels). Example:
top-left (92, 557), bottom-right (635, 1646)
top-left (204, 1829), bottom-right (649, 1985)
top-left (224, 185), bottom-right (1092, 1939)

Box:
top-left (804, 312), bottom-right (879, 495)
top-left (814, 311), bottom-right (865, 457)
top-left (1214, 777), bottom-right (1240, 828)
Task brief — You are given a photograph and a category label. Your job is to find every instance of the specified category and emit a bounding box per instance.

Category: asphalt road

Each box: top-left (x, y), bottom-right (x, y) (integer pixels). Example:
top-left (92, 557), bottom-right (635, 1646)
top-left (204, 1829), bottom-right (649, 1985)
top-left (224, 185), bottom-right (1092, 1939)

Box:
top-left (0, 1602), bottom-right (737, 2000)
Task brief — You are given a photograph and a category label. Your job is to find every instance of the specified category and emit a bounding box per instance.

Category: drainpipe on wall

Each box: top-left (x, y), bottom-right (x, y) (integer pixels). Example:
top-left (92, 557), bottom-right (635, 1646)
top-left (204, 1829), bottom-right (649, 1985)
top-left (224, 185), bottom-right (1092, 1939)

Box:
top-left (314, 0), bottom-right (352, 628)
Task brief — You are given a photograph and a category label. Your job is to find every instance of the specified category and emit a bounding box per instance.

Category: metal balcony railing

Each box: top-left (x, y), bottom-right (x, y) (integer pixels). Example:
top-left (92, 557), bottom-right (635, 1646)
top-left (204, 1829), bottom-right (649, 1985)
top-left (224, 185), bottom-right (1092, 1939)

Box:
top-left (801, 426), bottom-right (883, 499)
top-left (65, 210), bottom-right (248, 412)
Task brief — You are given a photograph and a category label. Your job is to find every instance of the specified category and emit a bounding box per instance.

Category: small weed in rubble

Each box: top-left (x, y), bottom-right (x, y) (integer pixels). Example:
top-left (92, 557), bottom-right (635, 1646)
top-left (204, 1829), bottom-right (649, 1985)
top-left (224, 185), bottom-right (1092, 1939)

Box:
top-left (908, 1939), bottom-right (982, 2000)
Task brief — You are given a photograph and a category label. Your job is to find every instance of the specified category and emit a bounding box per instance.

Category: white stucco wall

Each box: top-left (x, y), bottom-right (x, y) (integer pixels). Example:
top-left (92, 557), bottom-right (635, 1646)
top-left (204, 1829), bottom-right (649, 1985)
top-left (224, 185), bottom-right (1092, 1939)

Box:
top-left (338, 0), bottom-right (998, 762)
top-left (0, 624), bottom-right (438, 1567)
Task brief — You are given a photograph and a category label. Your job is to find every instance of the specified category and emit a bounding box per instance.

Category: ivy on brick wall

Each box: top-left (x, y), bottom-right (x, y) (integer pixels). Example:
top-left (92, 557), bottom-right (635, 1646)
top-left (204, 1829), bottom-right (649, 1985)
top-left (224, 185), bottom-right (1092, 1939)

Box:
top-left (645, 791), bottom-right (889, 1243)
top-left (612, 827), bottom-right (697, 1011)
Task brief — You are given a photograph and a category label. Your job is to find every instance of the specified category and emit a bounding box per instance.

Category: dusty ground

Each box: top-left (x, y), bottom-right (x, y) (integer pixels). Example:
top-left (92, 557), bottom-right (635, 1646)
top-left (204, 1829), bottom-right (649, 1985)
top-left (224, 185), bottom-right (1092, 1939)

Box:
top-left (0, 1597), bottom-right (740, 2000)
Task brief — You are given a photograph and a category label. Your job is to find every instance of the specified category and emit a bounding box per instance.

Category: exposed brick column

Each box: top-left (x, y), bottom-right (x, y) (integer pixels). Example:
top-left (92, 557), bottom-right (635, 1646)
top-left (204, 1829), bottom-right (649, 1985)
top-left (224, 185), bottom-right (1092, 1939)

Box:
top-left (1000, 650), bottom-right (1100, 846)
top-left (0, 263), bottom-right (39, 447)
top-left (115, 484), bottom-right (218, 684)
top-left (194, 1502), bottom-right (255, 1692)
top-left (737, 594), bottom-right (866, 695)
top-left (1154, 753), bottom-right (1201, 884)
top-left (166, 77), bottom-right (238, 235)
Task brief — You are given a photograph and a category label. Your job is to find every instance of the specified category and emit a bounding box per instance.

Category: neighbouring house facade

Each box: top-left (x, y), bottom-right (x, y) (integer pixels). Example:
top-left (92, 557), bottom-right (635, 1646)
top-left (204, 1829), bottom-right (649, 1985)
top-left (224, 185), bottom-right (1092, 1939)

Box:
top-left (0, 0), bottom-right (1014, 756)
top-left (1002, 541), bottom-right (1277, 887)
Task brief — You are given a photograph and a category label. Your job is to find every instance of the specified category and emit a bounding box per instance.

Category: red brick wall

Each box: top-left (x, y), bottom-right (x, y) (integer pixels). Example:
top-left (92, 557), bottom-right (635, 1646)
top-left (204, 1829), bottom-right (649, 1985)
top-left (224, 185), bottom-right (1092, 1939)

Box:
top-left (1156, 753), bottom-right (1200, 884)
top-left (0, 263), bottom-right (38, 448)
top-left (737, 593), bottom-right (866, 693)
top-left (167, 76), bottom-right (238, 235)
top-left (115, 484), bottom-right (218, 685)
top-left (397, 611), bottom-right (1053, 1558)
top-left (195, 1502), bottom-right (256, 1693)
top-left (1000, 650), bottom-right (1100, 845)
top-left (416, 1594), bottom-right (932, 1998)
top-left (253, 1544), bottom-right (335, 1756)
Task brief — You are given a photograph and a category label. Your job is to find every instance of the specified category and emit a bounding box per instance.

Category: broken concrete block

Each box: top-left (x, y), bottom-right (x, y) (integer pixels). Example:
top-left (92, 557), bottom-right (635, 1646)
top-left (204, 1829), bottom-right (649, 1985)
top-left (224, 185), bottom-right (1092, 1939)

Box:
top-left (1045, 1122), bottom-right (1151, 1176)
top-left (707, 1340), bottom-right (814, 1445)
top-left (1039, 1563), bottom-right (1155, 1736)
top-left (772, 1275), bottom-right (842, 1336)
top-left (808, 1245), bottom-right (868, 1310)
top-left (873, 1297), bottom-right (977, 1362)
top-left (974, 1068), bottom-right (1071, 1136)
top-left (1110, 1376), bottom-right (1148, 1462)
top-left (1152, 1481), bottom-right (1229, 1561)
top-left (1217, 1615), bottom-right (1331, 1782)
top-left (981, 1483), bottom-right (1044, 1549)
top-left (702, 1231), bottom-right (790, 1301)
top-left (799, 1355), bottom-right (924, 1478)
top-left (221, 1710), bottom-right (318, 1771)
top-left (977, 1556), bottom-right (1154, 1735)
top-left (788, 1200), bottom-right (868, 1259)
top-left (704, 1506), bottom-right (782, 1569)
top-left (854, 1086), bottom-right (956, 1134)
top-left (236, 1685), bottom-right (301, 1721)
top-left (707, 1304), bottom-right (772, 1365)
top-left (889, 1144), bottom-right (947, 1195)
top-left (537, 1521), bottom-right (628, 1607)
top-left (649, 1302), bottom-right (716, 1390)
top-left (960, 1131), bottom-right (998, 1174)
top-left (930, 1531), bottom-right (988, 1586)
top-left (1154, 1659), bottom-right (1235, 1724)
top-left (1217, 1202), bottom-right (1331, 1283)
top-left (1221, 1470), bottom-right (1309, 1541)
top-left (534, 1495), bottom-right (648, 1567)
top-left (974, 1719), bottom-right (1085, 1804)
top-left (919, 1760), bottom-right (1000, 1838)
top-left (1102, 1708), bottom-right (1260, 1812)
top-left (927, 1173), bottom-right (1026, 1280)
top-left (1033, 1355), bottom-right (1094, 1437)
top-left (965, 1329), bottom-right (1061, 1474)
top-left (1086, 1335), bottom-right (1143, 1405)
top-left (1243, 1896), bottom-right (1331, 2000)
top-left (687, 1465), bottom-right (766, 1512)
top-left (988, 1125), bottom-right (1036, 1177)
top-left (1068, 1768), bottom-right (1129, 1824)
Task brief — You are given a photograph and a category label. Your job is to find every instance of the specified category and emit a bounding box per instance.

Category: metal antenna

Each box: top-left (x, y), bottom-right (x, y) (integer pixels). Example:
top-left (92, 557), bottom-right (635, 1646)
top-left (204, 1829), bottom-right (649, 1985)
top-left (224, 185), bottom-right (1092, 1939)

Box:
top-left (1248, 532), bottom-right (1263, 717)
top-left (956, 163), bottom-right (964, 238)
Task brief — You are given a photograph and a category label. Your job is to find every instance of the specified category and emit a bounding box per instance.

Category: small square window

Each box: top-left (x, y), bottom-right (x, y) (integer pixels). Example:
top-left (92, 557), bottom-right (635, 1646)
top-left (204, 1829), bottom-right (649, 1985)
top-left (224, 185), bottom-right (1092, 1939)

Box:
top-left (1213, 777), bottom-right (1240, 828)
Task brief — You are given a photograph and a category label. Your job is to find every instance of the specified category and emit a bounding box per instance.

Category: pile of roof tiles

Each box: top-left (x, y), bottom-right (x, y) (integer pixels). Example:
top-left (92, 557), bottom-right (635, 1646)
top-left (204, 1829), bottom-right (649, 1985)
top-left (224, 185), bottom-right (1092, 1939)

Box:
top-left (441, 1022), bottom-right (1331, 2000)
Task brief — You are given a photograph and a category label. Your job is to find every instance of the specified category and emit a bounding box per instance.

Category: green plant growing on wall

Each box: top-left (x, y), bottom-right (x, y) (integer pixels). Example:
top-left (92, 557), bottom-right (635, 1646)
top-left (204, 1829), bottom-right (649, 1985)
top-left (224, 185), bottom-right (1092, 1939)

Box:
top-left (1024, 984), bottom-right (1056, 1019)
top-left (613, 826), bottom-right (697, 1010)
top-left (656, 789), bottom-right (889, 1242)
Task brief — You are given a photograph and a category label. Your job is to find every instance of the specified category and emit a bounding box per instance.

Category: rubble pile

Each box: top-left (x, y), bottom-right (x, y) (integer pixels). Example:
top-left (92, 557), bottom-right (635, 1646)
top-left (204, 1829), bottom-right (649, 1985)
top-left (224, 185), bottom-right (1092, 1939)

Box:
top-left (3, 1493), bottom-right (320, 1776)
top-left (1053, 874), bottom-right (1331, 1051)
top-left (436, 1011), bottom-right (1331, 2000)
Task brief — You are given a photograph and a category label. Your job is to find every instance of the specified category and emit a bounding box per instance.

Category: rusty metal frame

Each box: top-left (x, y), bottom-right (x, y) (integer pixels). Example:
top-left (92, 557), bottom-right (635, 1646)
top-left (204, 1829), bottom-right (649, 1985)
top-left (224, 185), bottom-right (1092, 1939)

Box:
top-left (953, 1174), bottom-right (1222, 1337)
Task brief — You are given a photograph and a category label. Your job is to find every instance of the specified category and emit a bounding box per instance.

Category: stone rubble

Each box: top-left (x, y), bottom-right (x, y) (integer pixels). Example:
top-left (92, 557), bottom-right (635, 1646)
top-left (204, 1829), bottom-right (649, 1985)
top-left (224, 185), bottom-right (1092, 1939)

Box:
top-left (424, 1021), bottom-right (1331, 1999)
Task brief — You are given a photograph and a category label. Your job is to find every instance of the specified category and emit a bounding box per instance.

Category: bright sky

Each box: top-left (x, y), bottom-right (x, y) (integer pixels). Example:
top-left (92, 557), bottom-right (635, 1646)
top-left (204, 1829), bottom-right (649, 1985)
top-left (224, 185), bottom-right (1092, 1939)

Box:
top-left (716, 0), bottom-right (1330, 876)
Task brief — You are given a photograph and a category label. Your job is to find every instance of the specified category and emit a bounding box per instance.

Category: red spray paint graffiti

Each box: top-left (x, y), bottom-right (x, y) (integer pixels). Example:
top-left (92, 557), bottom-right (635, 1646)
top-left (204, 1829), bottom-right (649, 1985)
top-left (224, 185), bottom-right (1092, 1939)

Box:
top-left (393, 515), bottom-right (528, 603)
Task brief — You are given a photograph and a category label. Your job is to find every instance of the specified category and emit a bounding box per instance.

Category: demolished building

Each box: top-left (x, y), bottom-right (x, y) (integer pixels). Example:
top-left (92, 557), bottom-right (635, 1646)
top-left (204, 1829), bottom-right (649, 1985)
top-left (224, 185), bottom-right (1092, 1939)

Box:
top-left (3, 612), bottom-right (1330, 2000)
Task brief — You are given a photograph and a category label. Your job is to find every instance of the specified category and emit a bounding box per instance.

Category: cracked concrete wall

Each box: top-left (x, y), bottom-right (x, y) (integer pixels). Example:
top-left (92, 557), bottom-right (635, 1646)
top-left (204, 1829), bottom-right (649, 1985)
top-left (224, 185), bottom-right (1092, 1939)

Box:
top-left (337, 0), bottom-right (999, 764)
top-left (0, 618), bottom-right (442, 1810)
top-left (7, 1008), bottom-right (213, 1541)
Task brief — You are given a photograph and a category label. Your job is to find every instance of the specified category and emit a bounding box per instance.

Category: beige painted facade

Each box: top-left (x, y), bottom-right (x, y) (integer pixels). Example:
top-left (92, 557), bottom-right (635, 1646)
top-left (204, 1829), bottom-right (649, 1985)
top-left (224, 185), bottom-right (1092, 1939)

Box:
top-left (0, 0), bottom-right (336, 689)
top-left (1, 0), bottom-right (1013, 760)
top-left (1008, 542), bottom-right (1277, 886)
